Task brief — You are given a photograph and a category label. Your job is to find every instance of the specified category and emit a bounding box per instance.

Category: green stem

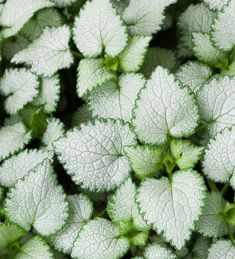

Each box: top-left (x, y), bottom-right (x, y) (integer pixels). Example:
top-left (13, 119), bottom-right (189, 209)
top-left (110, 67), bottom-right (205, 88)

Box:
top-left (207, 179), bottom-right (218, 192)
top-left (71, 50), bottom-right (84, 59)
top-left (221, 182), bottom-right (230, 195)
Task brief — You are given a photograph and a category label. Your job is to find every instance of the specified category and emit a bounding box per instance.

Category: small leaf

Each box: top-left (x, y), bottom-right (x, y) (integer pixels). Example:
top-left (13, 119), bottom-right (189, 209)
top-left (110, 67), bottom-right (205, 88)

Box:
top-left (123, 0), bottom-right (177, 36)
top-left (71, 105), bottom-right (93, 127)
top-left (192, 32), bottom-right (227, 66)
top-left (195, 192), bottom-right (227, 237)
top-left (107, 178), bottom-right (148, 229)
top-left (189, 236), bottom-right (210, 259)
top-left (124, 144), bottom-right (163, 179)
top-left (54, 119), bottom-right (136, 191)
top-left (203, 127), bottom-right (235, 183)
top-left (133, 66), bottom-right (199, 145)
top-left (14, 236), bottom-right (53, 259)
top-left (170, 139), bottom-right (204, 170)
top-left (5, 160), bottom-right (68, 236)
top-left (119, 36), bottom-right (151, 72)
top-left (49, 194), bottom-right (93, 254)
top-left (141, 47), bottom-right (177, 78)
top-left (12, 26), bottom-right (73, 77)
top-left (33, 75), bottom-right (60, 113)
top-left (211, 0), bottom-right (235, 51)
top-left (0, 122), bottom-right (31, 162)
top-left (197, 76), bottom-right (235, 137)
top-left (144, 243), bottom-right (176, 259)
top-left (0, 68), bottom-right (39, 115)
top-left (71, 218), bottom-right (130, 259)
top-left (0, 149), bottom-right (53, 187)
top-left (208, 240), bottom-right (235, 259)
top-left (42, 118), bottom-right (65, 152)
top-left (0, 0), bottom-right (54, 37)
top-left (175, 61), bottom-right (212, 94)
top-left (203, 0), bottom-right (228, 10)
top-left (0, 222), bottom-right (27, 250)
top-left (77, 58), bottom-right (116, 97)
top-left (137, 170), bottom-right (205, 249)
top-left (73, 0), bottom-right (127, 57)
top-left (88, 73), bottom-right (145, 121)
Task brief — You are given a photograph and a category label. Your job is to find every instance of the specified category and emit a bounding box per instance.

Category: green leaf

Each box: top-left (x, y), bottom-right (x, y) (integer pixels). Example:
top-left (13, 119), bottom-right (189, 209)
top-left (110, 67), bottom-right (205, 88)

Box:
top-left (71, 105), bottom-right (93, 127)
top-left (195, 192), bottom-right (227, 237)
top-left (124, 144), bottom-right (163, 179)
top-left (88, 73), bottom-right (145, 121)
top-left (137, 170), bottom-right (206, 249)
top-left (208, 240), bottom-right (235, 259)
top-left (170, 139), bottom-right (204, 170)
top-left (5, 160), bottom-right (68, 236)
top-left (73, 0), bottom-right (127, 57)
top-left (133, 66), bottom-right (199, 145)
top-left (71, 218), bottom-right (130, 259)
top-left (77, 58), bottom-right (116, 97)
top-left (54, 119), bottom-right (136, 191)
top-left (223, 203), bottom-right (235, 225)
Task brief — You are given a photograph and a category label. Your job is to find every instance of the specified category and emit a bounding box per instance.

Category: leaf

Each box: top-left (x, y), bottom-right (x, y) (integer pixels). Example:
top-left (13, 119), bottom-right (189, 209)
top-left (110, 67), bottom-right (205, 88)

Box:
top-left (197, 76), bottom-right (235, 137)
top-left (0, 149), bottom-right (53, 187)
top-left (175, 61), bottom-right (212, 94)
top-left (188, 236), bottom-right (210, 259)
top-left (5, 160), bottom-right (68, 236)
top-left (141, 47), bottom-right (177, 78)
top-left (202, 127), bottom-right (235, 183)
top-left (170, 139), bottom-right (204, 170)
top-left (195, 192), bottom-right (227, 237)
top-left (0, 68), bottom-right (39, 115)
top-left (211, 0), bottom-right (235, 51)
top-left (136, 170), bottom-right (205, 249)
top-left (111, 0), bottom-right (130, 13)
top-left (192, 32), bottom-right (227, 66)
top-left (123, 0), bottom-right (177, 36)
top-left (77, 58), bottom-right (116, 97)
top-left (32, 75), bottom-right (60, 113)
top-left (203, 0), bottom-right (229, 10)
top-left (124, 144), bottom-right (163, 179)
top-left (14, 236), bottom-right (53, 259)
top-left (42, 118), bottom-right (65, 152)
top-left (119, 36), bottom-right (151, 72)
top-left (49, 194), bottom-right (93, 254)
top-left (88, 73), bottom-right (145, 121)
top-left (12, 26), bottom-right (73, 77)
top-left (107, 178), bottom-right (148, 229)
top-left (0, 222), bottom-right (27, 250)
top-left (54, 119), bottom-right (136, 191)
top-left (144, 243), bottom-right (176, 259)
top-left (133, 66), bottom-right (199, 145)
top-left (71, 218), bottom-right (130, 259)
top-left (71, 105), bottom-right (93, 127)
top-left (0, 0), bottom-right (54, 38)
top-left (73, 0), bottom-right (127, 57)
top-left (50, 0), bottom-right (77, 7)
top-left (0, 122), bottom-right (31, 162)
top-left (208, 240), bottom-right (235, 259)
top-left (20, 8), bottom-right (63, 42)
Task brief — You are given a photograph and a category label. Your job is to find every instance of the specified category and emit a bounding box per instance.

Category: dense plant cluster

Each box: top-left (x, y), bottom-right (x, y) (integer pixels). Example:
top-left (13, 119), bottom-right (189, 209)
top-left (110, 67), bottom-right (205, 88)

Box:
top-left (1, 0), bottom-right (235, 258)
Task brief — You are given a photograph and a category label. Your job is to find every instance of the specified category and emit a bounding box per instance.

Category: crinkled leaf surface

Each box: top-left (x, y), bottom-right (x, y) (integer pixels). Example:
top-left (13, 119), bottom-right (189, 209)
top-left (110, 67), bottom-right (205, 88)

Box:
top-left (195, 192), bottom-right (227, 237)
top-left (123, 0), bottom-right (177, 36)
top-left (137, 170), bottom-right (205, 249)
top-left (0, 68), bottom-right (39, 115)
top-left (0, 0), bottom-right (53, 37)
top-left (54, 119), bottom-right (136, 191)
top-left (133, 66), bottom-right (199, 145)
top-left (175, 61), bottom-right (212, 93)
top-left (77, 58), bottom-right (116, 97)
top-left (197, 76), bottom-right (235, 136)
top-left (144, 243), bottom-right (176, 259)
top-left (73, 0), bottom-right (127, 57)
top-left (51, 0), bottom-right (77, 7)
top-left (0, 149), bottom-right (53, 187)
top-left (0, 122), bottom-right (31, 162)
top-left (50, 194), bottom-right (93, 254)
top-left (71, 218), bottom-right (130, 259)
top-left (208, 240), bottom-right (235, 259)
top-left (204, 0), bottom-right (229, 10)
top-left (5, 160), bottom-right (68, 236)
top-left (88, 73), bottom-right (145, 121)
top-left (12, 26), bottom-right (73, 77)
top-left (124, 144), bottom-right (163, 179)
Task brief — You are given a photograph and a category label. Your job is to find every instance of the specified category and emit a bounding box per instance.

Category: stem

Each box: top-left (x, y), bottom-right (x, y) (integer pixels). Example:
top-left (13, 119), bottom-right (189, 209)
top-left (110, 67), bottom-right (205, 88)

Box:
top-left (71, 50), bottom-right (84, 59)
top-left (225, 219), bottom-right (235, 247)
top-left (207, 179), bottom-right (218, 192)
top-left (221, 182), bottom-right (230, 195)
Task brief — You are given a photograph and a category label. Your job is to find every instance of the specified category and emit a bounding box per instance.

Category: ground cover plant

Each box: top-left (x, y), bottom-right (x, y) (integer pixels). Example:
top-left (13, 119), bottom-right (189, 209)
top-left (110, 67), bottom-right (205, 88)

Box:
top-left (0, 0), bottom-right (235, 258)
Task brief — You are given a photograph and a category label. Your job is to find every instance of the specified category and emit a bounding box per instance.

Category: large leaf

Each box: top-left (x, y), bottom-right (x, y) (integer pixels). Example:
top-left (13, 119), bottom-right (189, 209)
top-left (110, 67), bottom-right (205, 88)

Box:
top-left (54, 119), bottom-right (136, 191)
top-left (208, 240), bottom-right (235, 259)
top-left (133, 66), bottom-right (199, 145)
top-left (136, 170), bottom-right (205, 249)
